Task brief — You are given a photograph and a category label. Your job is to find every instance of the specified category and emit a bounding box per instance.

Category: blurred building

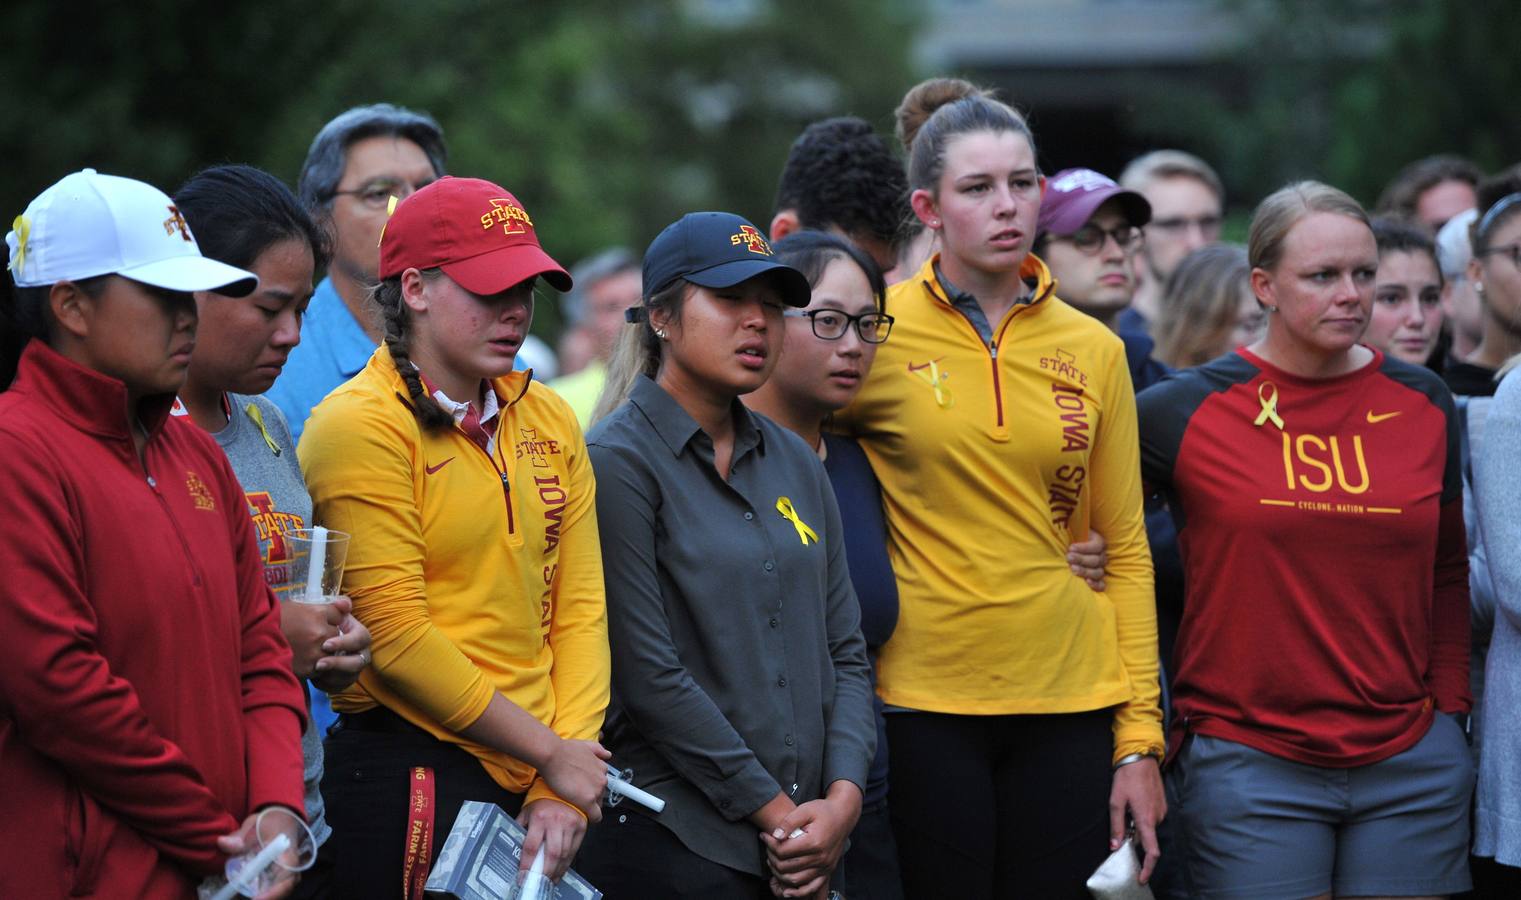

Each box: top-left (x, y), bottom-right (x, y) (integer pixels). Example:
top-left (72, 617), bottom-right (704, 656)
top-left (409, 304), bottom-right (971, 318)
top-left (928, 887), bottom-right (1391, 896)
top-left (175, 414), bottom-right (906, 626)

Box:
top-left (916, 0), bottom-right (1252, 178)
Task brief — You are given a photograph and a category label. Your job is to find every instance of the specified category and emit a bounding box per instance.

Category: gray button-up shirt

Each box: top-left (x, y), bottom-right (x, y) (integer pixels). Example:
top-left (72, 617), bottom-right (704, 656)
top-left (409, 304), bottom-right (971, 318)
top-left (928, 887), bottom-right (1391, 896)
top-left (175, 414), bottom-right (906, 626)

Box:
top-left (586, 375), bottom-right (875, 876)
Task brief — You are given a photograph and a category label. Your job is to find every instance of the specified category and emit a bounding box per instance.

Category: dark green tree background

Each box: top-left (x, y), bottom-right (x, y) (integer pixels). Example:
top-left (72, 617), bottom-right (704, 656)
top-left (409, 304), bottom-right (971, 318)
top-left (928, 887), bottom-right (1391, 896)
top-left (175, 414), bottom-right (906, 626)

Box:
top-left (3, 1), bottom-right (1517, 338)
top-left (1, 0), bottom-right (919, 337)
top-left (1126, 0), bottom-right (1519, 212)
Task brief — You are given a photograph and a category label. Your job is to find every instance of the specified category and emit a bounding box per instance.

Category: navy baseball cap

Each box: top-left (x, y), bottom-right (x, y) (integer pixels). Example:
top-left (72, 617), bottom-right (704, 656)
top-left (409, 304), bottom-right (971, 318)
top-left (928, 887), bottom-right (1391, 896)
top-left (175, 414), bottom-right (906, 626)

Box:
top-left (641, 212), bottom-right (811, 307)
top-left (1037, 168), bottom-right (1152, 237)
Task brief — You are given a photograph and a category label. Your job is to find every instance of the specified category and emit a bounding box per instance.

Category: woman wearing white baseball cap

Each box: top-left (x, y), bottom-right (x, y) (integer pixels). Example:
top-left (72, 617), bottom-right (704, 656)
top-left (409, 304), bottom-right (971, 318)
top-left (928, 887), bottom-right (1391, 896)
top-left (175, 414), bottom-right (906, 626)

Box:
top-left (0, 170), bottom-right (309, 899)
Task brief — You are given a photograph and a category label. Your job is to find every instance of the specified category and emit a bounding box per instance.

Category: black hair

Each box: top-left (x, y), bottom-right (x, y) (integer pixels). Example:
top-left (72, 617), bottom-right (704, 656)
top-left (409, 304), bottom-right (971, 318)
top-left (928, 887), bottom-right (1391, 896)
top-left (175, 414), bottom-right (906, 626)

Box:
top-left (773, 117), bottom-right (909, 249)
top-left (370, 272), bottom-right (454, 429)
top-left (1, 276), bottom-right (108, 390)
top-left (771, 230), bottom-right (887, 312)
top-left (174, 164), bottom-right (331, 275)
top-left (1371, 216), bottom-right (1440, 282)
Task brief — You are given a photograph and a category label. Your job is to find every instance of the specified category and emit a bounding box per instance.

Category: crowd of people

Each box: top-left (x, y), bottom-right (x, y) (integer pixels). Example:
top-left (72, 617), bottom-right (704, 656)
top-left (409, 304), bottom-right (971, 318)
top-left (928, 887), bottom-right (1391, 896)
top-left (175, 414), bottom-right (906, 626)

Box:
top-left (2, 75), bottom-right (1519, 900)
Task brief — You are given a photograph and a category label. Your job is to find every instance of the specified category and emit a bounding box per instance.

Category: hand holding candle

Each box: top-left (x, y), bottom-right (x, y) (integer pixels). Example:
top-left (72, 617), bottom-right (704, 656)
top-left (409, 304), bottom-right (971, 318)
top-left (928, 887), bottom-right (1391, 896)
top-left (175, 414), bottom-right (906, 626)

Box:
top-left (604, 764), bottom-right (666, 813)
top-left (289, 527), bottom-right (349, 606)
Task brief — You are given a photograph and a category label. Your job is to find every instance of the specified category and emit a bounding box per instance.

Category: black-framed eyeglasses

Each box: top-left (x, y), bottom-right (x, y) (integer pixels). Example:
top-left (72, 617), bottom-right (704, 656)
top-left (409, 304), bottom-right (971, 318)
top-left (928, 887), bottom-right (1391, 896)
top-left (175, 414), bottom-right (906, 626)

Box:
top-left (330, 177), bottom-right (434, 208)
top-left (1053, 224), bottom-right (1143, 256)
top-left (1479, 243), bottom-right (1521, 268)
top-left (782, 308), bottom-right (894, 343)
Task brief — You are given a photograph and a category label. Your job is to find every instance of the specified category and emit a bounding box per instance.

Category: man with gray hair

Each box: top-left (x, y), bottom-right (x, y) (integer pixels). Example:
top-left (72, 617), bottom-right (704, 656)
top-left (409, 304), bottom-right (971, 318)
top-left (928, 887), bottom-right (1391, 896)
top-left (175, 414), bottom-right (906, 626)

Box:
top-left (548, 248), bottom-right (642, 427)
top-left (1437, 208), bottom-right (1486, 388)
top-left (1118, 149), bottom-right (1225, 337)
top-left (266, 103), bottom-right (447, 442)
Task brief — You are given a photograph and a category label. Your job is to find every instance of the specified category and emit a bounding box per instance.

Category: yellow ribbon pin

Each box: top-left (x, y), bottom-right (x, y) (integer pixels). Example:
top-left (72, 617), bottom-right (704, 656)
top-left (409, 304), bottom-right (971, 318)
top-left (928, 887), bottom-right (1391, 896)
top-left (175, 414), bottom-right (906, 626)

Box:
top-left (910, 360), bottom-right (954, 409)
top-left (376, 195), bottom-right (400, 246)
top-left (9, 214), bottom-right (30, 274)
top-left (775, 497), bottom-right (819, 546)
top-left (244, 403), bottom-right (283, 456)
top-left (1254, 382), bottom-right (1284, 430)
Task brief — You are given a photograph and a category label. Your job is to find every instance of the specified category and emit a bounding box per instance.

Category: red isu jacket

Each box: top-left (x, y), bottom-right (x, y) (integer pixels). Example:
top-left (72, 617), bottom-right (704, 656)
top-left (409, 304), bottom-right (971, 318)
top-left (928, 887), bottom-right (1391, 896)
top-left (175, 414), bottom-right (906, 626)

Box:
top-left (0, 342), bottom-right (306, 898)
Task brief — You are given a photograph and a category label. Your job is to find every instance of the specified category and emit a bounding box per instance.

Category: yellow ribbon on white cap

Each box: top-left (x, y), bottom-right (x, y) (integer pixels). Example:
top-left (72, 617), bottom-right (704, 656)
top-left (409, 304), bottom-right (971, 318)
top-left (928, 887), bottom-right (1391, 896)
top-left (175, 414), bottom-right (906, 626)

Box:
top-left (9, 214), bottom-right (29, 274)
top-left (1254, 382), bottom-right (1284, 430)
top-left (376, 195), bottom-right (400, 247)
top-left (775, 497), bottom-right (819, 546)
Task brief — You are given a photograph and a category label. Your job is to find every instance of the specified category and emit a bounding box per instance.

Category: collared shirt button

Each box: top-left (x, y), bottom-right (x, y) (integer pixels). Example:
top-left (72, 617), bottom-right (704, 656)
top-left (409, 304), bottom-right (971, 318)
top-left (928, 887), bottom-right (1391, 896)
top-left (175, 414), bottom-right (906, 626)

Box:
top-left (744, 511), bottom-right (754, 520)
top-left (784, 734), bottom-right (795, 746)
top-left (763, 560), bottom-right (775, 572)
top-left (777, 677), bottom-right (787, 687)
top-left (720, 798), bottom-right (731, 810)
top-left (769, 617), bottom-right (779, 628)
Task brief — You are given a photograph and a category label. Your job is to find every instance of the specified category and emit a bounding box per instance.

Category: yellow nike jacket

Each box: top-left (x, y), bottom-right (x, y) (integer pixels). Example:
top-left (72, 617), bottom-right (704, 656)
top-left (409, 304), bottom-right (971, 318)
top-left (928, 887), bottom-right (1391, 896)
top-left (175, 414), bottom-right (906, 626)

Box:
top-left (834, 255), bottom-right (1162, 761)
top-left (299, 347), bottom-right (609, 808)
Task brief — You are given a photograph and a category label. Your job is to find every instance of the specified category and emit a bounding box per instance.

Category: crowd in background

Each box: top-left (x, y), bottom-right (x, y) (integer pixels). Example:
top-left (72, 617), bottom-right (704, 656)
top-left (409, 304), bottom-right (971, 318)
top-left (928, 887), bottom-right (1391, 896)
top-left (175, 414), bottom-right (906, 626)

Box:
top-left (3, 73), bottom-right (1521, 900)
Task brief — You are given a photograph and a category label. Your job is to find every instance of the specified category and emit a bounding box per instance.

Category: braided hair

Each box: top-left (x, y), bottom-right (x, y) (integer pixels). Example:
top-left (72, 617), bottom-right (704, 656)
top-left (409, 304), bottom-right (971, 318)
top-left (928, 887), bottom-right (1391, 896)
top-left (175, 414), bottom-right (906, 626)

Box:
top-left (370, 271), bottom-right (453, 429)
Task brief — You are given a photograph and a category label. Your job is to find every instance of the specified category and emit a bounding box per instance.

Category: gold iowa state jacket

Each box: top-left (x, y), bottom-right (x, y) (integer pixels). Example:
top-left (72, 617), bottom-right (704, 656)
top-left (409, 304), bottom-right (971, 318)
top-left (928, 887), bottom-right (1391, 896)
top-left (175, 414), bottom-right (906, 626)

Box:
top-left (833, 254), bottom-right (1162, 761)
top-left (300, 347), bottom-right (609, 809)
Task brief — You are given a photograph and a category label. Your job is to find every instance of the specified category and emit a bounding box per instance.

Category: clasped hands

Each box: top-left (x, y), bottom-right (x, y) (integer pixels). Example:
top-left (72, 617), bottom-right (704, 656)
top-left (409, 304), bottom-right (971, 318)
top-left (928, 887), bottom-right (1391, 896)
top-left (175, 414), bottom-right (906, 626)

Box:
top-left (758, 781), bottom-right (861, 899)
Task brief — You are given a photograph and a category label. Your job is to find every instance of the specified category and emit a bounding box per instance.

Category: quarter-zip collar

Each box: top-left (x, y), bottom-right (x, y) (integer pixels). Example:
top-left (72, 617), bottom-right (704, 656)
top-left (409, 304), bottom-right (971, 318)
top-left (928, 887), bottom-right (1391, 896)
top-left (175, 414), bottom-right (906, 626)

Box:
top-left (920, 251), bottom-right (1056, 323)
top-left (10, 340), bottom-right (176, 450)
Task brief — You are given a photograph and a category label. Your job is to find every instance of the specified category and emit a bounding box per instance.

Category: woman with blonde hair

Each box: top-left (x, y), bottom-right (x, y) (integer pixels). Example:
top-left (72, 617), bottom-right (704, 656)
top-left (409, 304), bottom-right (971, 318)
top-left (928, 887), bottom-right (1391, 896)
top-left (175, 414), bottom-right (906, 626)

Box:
top-left (1139, 181), bottom-right (1472, 898)
top-left (835, 80), bottom-right (1162, 896)
top-left (1152, 243), bottom-right (1264, 369)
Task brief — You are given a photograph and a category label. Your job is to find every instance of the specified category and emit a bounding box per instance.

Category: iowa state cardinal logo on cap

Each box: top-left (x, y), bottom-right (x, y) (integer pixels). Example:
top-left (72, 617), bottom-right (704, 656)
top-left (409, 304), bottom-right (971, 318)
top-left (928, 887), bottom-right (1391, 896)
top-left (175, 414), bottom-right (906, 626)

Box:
top-left (481, 199), bottom-right (534, 236)
top-left (729, 224), bottom-right (772, 255)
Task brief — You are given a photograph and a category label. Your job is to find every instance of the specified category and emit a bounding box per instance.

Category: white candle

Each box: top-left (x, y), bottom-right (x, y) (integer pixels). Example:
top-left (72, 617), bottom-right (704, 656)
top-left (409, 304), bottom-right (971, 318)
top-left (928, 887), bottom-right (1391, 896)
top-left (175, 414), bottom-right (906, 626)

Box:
top-left (606, 773), bottom-right (666, 813)
top-left (304, 526), bottom-right (328, 602)
top-left (519, 844), bottom-right (547, 899)
top-left (213, 832), bottom-right (291, 900)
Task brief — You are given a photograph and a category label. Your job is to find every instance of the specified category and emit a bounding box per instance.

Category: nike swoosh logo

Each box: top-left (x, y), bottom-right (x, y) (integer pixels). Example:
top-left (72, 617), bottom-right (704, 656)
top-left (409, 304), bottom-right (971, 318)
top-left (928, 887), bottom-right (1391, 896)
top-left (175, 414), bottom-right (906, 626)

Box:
top-left (1366, 410), bottom-right (1401, 424)
top-left (425, 457), bottom-right (456, 475)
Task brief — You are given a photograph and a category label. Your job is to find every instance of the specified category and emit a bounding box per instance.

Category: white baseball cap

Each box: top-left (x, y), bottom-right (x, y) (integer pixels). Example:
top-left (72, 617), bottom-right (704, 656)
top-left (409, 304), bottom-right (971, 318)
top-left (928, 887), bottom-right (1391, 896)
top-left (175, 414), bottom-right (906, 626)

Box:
top-left (6, 169), bottom-right (258, 296)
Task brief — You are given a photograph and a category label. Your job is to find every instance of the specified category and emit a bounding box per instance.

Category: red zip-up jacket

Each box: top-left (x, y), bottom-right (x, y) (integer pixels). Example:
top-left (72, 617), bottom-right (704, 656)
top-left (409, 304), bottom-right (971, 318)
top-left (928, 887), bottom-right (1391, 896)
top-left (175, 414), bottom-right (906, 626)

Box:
top-left (0, 342), bottom-right (306, 898)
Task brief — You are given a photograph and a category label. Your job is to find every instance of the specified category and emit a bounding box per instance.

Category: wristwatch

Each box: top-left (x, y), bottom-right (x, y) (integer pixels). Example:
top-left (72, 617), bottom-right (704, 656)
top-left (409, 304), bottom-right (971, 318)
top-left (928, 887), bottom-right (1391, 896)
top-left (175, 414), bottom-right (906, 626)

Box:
top-left (1113, 749), bottom-right (1163, 770)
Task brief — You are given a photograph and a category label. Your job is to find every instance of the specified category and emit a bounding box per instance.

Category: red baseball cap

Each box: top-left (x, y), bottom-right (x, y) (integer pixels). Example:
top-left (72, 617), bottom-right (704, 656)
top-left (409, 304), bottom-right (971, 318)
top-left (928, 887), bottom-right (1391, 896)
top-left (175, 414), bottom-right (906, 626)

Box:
top-left (378, 176), bottom-right (572, 294)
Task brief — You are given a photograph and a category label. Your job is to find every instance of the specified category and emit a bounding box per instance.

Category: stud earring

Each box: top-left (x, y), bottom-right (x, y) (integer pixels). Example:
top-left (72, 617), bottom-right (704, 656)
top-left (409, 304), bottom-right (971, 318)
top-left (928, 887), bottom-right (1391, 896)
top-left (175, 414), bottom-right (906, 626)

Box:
top-left (655, 328), bottom-right (668, 340)
top-left (1476, 282), bottom-right (1486, 297)
top-left (929, 219), bottom-right (941, 228)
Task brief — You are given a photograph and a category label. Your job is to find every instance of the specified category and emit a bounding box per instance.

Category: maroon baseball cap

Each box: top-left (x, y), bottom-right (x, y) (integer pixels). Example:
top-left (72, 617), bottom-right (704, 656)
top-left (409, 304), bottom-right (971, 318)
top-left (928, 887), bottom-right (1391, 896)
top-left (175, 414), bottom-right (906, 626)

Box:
top-left (378, 176), bottom-right (572, 294)
top-left (1037, 168), bottom-right (1152, 237)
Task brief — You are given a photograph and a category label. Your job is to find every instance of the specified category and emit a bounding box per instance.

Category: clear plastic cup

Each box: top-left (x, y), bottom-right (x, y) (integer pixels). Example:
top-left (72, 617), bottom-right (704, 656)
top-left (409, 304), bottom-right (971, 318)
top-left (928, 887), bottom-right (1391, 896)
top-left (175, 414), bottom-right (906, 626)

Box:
top-left (203, 807), bottom-right (317, 899)
top-left (287, 527), bottom-right (350, 605)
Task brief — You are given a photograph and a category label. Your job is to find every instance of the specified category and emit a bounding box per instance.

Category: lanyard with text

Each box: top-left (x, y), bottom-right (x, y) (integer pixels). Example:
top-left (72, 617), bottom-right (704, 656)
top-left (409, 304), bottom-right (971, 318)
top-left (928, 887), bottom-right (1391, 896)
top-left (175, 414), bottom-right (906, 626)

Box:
top-left (402, 766), bottom-right (436, 900)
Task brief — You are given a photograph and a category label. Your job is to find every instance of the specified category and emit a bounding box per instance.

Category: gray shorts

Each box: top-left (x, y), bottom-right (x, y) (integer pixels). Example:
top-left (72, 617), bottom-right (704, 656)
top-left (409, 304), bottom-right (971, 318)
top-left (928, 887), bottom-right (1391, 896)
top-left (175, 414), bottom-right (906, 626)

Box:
top-left (1169, 715), bottom-right (1474, 899)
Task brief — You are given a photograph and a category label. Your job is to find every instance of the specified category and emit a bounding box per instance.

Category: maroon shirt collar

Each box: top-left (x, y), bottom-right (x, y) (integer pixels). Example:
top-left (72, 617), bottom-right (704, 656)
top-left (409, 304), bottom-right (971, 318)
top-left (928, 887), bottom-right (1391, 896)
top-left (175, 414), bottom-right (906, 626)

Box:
top-left (10, 340), bottom-right (177, 443)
